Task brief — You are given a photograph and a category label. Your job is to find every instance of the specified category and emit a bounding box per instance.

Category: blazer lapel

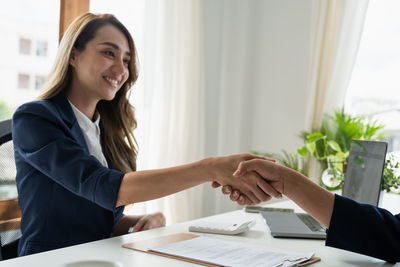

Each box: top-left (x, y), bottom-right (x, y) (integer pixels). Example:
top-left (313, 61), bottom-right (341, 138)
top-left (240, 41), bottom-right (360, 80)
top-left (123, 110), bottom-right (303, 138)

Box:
top-left (51, 92), bottom-right (90, 154)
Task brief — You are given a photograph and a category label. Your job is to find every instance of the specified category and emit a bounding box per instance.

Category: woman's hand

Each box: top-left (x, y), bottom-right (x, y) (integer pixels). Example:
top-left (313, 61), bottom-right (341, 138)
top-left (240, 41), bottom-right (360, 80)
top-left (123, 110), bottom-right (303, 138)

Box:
top-left (133, 212), bottom-right (166, 232)
top-left (234, 158), bottom-right (284, 192)
top-left (232, 158), bottom-right (335, 229)
top-left (210, 154), bottom-right (281, 205)
top-left (114, 212), bottom-right (166, 236)
top-left (211, 181), bottom-right (252, 205)
top-left (212, 157), bottom-right (283, 205)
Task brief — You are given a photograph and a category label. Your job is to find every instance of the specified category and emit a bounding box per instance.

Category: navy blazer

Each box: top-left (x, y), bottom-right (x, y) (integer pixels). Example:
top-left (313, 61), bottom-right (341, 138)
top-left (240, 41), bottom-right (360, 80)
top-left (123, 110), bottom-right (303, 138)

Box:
top-left (326, 194), bottom-right (400, 263)
top-left (12, 92), bottom-right (125, 256)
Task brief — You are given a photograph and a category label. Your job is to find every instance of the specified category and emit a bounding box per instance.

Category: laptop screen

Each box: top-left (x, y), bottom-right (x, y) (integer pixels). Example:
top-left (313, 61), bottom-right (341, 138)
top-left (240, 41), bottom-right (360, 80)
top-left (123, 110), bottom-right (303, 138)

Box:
top-left (342, 140), bottom-right (388, 206)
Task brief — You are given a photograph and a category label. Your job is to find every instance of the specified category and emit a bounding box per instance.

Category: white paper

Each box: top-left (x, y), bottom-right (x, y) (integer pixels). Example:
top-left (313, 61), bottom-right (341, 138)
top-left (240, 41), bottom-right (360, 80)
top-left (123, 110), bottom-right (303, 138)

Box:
top-left (150, 236), bottom-right (314, 267)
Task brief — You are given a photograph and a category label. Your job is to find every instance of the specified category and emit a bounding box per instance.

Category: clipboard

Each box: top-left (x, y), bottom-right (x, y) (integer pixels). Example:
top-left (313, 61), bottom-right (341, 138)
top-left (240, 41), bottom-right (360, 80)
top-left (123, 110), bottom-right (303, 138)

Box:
top-left (122, 233), bottom-right (321, 267)
top-left (123, 233), bottom-right (219, 266)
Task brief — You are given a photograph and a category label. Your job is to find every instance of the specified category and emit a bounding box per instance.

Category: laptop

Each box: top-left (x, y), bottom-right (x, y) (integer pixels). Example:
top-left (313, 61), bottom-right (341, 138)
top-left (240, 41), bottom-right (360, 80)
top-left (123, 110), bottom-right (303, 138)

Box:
top-left (260, 139), bottom-right (388, 239)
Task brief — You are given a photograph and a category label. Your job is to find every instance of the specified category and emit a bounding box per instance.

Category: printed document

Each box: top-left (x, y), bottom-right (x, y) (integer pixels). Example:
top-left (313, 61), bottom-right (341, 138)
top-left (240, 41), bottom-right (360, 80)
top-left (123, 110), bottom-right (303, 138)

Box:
top-left (150, 236), bottom-right (314, 267)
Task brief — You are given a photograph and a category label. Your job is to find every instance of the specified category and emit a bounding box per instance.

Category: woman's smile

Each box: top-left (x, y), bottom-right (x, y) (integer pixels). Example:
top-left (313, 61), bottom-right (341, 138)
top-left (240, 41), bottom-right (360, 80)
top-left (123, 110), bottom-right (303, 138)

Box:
top-left (103, 75), bottom-right (120, 88)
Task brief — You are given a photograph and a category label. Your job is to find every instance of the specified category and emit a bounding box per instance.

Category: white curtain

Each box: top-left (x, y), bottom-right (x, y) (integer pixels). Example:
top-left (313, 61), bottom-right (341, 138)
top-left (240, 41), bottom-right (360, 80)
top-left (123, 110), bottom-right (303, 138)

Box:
top-left (201, 0), bottom-right (257, 216)
top-left (305, 0), bottom-right (369, 181)
top-left (131, 0), bottom-right (206, 225)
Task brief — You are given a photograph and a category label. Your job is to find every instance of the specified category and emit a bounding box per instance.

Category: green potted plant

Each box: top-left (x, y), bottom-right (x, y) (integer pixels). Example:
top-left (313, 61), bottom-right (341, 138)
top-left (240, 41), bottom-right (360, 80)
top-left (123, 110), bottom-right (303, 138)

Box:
top-left (253, 111), bottom-right (400, 194)
top-left (383, 155), bottom-right (400, 193)
top-left (255, 110), bottom-right (400, 193)
top-left (297, 110), bottom-right (386, 190)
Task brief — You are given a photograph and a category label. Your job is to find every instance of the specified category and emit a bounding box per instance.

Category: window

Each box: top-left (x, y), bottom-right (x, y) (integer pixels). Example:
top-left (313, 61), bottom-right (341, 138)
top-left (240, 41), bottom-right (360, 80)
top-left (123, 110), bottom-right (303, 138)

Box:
top-left (17, 74), bottom-right (30, 89)
top-left (35, 75), bottom-right (46, 90)
top-left (36, 40), bottom-right (48, 57)
top-left (345, 0), bottom-right (400, 152)
top-left (19, 38), bottom-right (31, 55)
top-left (0, 0), bottom-right (59, 114)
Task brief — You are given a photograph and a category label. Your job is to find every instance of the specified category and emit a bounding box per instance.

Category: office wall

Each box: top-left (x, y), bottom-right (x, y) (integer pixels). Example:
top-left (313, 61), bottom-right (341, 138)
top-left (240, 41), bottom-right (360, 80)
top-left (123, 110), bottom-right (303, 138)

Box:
top-left (203, 0), bottom-right (312, 157)
top-left (202, 0), bottom-right (313, 215)
top-left (249, 1), bottom-right (312, 154)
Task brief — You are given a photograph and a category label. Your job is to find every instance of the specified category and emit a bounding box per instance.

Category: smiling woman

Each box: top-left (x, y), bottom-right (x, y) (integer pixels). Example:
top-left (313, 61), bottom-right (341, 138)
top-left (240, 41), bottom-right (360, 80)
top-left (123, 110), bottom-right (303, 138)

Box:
top-left (38, 13), bottom-right (139, 173)
top-left (11, 13), bottom-right (280, 257)
top-left (68, 25), bottom-right (132, 117)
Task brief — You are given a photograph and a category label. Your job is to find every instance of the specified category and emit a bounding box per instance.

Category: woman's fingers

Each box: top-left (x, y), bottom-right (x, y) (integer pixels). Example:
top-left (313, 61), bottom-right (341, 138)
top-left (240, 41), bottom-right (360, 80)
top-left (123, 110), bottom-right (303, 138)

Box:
top-left (217, 181), bottom-right (258, 205)
top-left (141, 220), bottom-right (153, 231)
top-left (133, 213), bottom-right (166, 232)
top-left (257, 178), bottom-right (283, 198)
top-left (211, 179), bottom-right (246, 204)
top-left (224, 169), bottom-right (283, 205)
top-left (232, 171), bottom-right (271, 204)
top-left (133, 218), bottom-right (146, 232)
top-left (229, 189), bottom-right (240, 201)
top-left (237, 194), bottom-right (247, 205)
top-left (241, 189), bottom-right (261, 205)
top-left (253, 185), bottom-right (273, 202)
top-left (227, 190), bottom-right (255, 206)
top-left (245, 172), bottom-right (275, 202)
top-left (222, 185), bottom-right (233, 195)
top-left (152, 212), bottom-right (166, 228)
top-left (211, 181), bottom-right (221, 188)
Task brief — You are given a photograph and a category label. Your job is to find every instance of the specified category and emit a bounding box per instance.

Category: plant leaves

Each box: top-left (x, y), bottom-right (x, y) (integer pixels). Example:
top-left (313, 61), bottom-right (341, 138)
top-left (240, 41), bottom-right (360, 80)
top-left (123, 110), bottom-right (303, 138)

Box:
top-left (327, 140), bottom-right (342, 153)
top-left (297, 146), bottom-right (308, 158)
top-left (314, 137), bottom-right (327, 160)
top-left (306, 132), bottom-right (324, 143)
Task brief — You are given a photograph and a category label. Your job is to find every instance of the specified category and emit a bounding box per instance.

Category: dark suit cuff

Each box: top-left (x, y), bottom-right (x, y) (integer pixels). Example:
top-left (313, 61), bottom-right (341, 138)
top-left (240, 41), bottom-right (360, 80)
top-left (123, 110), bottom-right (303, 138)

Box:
top-left (325, 194), bottom-right (348, 248)
top-left (93, 168), bottom-right (125, 211)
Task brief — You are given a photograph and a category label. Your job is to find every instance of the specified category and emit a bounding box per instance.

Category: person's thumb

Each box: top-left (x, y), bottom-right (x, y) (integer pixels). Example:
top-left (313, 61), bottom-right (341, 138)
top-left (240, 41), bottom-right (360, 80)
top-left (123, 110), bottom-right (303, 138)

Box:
top-left (233, 160), bottom-right (253, 176)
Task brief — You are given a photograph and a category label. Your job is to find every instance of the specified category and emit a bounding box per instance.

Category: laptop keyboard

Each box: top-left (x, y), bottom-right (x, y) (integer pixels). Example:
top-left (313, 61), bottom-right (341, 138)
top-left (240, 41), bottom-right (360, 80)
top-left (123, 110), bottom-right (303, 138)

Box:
top-left (296, 213), bottom-right (326, 232)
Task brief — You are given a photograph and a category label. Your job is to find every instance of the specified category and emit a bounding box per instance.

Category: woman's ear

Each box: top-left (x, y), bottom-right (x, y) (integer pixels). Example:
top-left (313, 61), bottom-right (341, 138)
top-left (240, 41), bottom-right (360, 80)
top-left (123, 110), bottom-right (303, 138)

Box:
top-left (69, 48), bottom-right (78, 67)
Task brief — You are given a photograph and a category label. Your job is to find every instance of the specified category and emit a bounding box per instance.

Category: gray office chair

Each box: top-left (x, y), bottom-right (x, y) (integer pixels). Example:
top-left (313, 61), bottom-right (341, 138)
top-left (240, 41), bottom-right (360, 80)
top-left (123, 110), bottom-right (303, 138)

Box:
top-left (0, 119), bottom-right (21, 260)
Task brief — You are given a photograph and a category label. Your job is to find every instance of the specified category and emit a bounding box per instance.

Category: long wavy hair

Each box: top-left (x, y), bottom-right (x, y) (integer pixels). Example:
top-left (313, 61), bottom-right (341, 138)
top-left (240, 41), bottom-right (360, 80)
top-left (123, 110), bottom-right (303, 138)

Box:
top-left (38, 13), bottom-right (138, 172)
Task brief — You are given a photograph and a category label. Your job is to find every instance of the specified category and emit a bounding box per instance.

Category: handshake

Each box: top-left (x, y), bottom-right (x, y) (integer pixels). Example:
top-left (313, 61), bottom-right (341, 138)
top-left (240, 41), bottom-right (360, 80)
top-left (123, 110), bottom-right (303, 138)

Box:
top-left (207, 153), bottom-right (291, 206)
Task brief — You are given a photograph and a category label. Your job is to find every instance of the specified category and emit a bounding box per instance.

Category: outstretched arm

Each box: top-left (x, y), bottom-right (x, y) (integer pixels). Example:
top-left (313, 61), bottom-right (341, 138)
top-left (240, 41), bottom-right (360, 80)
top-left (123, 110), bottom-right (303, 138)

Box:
top-left (117, 154), bottom-right (282, 207)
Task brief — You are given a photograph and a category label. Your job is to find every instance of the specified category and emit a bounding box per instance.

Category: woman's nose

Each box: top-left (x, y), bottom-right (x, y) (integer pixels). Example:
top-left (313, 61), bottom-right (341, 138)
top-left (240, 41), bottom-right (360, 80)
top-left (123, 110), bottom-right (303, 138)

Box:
top-left (112, 58), bottom-right (126, 74)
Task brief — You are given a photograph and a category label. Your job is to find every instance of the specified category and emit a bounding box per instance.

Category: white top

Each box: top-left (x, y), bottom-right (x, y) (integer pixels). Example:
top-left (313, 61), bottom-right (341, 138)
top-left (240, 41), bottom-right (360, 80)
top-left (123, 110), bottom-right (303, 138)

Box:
top-left (68, 101), bottom-right (108, 167)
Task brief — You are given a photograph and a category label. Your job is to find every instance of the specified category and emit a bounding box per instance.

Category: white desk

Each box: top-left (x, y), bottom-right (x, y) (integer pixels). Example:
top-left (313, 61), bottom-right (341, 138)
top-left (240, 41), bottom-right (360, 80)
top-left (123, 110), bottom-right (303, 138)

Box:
top-left (1, 197), bottom-right (399, 267)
